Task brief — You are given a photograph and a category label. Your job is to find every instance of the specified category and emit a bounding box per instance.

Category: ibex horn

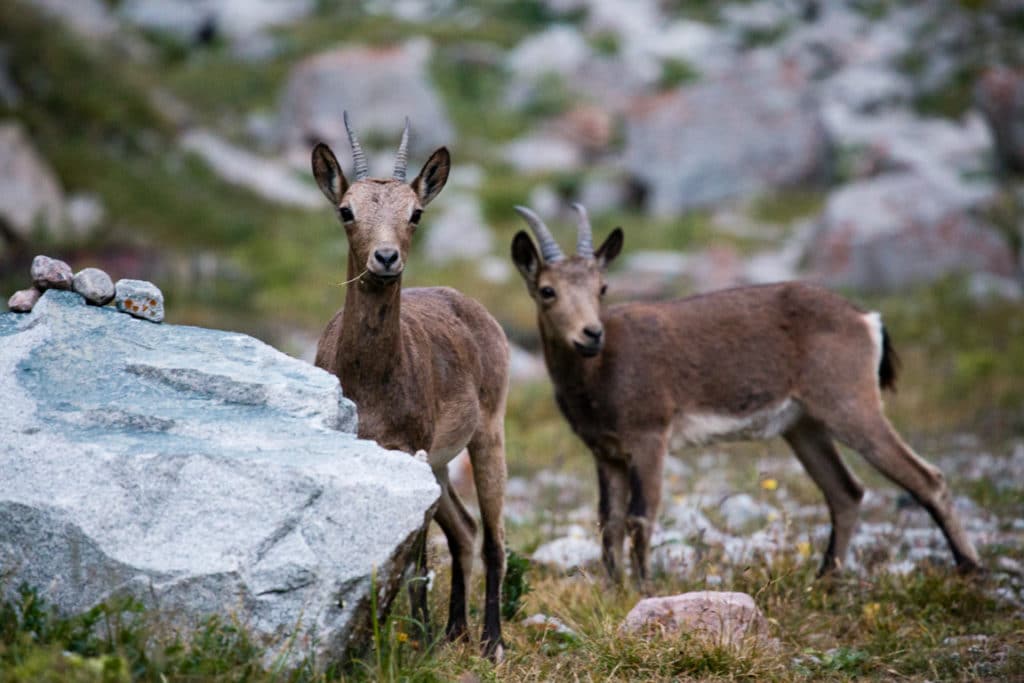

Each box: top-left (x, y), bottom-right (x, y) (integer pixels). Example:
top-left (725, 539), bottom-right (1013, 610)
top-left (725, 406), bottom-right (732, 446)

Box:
top-left (514, 206), bottom-right (565, 263)
top-left (343, 110), bottom-right (369, 180)
top-left (572, 202), bottom-right (594, 259)
top-left (393, 117), bottom-right (410, 181)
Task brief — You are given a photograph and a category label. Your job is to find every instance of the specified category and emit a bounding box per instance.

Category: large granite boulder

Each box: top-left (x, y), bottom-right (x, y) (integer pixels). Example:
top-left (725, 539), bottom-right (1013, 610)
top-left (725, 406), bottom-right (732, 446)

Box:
top-left (0, 290), bottom-right (439, 666)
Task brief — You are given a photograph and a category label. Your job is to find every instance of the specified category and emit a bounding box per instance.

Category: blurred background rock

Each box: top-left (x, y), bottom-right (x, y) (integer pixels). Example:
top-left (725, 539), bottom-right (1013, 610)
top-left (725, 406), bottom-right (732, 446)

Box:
top-left (1, 0), bottom-right (1022, 439)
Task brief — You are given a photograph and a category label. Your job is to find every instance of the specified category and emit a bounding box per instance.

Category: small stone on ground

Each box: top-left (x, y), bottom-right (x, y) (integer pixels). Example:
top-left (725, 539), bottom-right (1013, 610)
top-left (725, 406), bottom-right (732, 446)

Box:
top-left (620, 591), bottom-right (768, 648)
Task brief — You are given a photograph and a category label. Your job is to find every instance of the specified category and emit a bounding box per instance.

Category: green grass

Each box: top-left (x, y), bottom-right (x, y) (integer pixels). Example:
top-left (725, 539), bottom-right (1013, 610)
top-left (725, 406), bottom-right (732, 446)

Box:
top-left (659, 58), bottom-right (701, 91)
top-left (749, 189), bottom-right (826, 226)
top-left (6, 554), bottom-right (1020, 681)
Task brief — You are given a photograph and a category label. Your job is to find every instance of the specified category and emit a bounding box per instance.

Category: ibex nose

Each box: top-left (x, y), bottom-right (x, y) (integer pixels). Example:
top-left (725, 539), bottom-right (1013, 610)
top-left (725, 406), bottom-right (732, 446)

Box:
top-left (583, 326), bottom-right (603, 342)
top-left (374, 248), bottom-right (400, 268)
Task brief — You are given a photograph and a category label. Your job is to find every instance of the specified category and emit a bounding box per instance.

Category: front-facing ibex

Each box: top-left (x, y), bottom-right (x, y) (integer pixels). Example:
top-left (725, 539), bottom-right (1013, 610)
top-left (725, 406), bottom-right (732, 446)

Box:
top-left (311, 115), bottom-right (509, 659)
top-left (512, 204), bottom-right (980, 586)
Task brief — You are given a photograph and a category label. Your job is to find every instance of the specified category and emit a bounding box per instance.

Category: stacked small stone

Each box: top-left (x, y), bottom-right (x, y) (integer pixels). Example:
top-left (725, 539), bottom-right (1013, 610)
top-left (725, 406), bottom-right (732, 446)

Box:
top-left (6, 255), bottom-right (164, 323)
top-left (114, 279), bottom-right (164, 323)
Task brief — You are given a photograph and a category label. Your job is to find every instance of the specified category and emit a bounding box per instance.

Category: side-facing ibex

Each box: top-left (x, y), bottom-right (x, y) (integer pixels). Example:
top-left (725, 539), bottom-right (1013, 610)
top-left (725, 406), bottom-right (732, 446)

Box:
top-left (511, 203), bottom-right (981, 586)
top-left (311, 114), bottom-right (509, 659)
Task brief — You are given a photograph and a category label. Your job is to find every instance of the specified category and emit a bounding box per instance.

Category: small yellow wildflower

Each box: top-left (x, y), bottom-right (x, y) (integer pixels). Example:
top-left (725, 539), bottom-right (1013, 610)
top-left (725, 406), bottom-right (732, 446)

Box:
top-left (760, 478), bottom-right (779, 491)
top-left (797, 541), bottom-right (812, 559)
top-left (862, 602), bottom-right (881, 624)
top-left (396, 631), bottom-right (409, 644)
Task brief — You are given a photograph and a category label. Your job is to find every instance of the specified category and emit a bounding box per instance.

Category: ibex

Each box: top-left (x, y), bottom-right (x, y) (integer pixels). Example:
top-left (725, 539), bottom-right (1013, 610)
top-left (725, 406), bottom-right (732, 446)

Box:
top-left (311, 114), bottom-right (509, 659)
top-left (511, 204), bottom-right (981, 586)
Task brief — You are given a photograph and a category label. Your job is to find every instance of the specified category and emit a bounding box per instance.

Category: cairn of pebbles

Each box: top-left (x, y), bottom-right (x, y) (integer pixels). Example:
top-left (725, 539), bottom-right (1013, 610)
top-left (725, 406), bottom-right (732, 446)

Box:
top-left (6, 255), bottom-right (164, 323)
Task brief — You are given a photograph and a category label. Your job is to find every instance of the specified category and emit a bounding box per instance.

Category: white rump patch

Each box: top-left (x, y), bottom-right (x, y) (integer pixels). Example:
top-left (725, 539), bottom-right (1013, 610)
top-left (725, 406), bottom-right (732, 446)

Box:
top-left (670, 399), bottom-right (803, 449)
top-left (863, 311), bottom-right (884, 376)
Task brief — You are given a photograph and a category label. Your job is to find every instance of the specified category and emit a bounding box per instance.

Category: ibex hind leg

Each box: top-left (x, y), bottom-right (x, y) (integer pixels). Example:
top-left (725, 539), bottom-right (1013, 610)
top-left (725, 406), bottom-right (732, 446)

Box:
top-left (825, 405), bottom-right (981, 572)
top-left (783, 416), bottom-right (865, 576)
top-left (468, 419), bottom-right (507, 661)
top-left (434, 484), bottom-right (477, 642)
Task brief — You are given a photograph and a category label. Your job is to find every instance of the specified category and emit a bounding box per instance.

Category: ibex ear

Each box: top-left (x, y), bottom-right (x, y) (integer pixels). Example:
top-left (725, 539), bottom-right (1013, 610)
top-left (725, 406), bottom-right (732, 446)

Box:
top-left (595, 227), bottom-right (624, 269)
top-left (311, 143), bottom-right (348, 205)
top-left (412, 147), bottom-right (450, 207)
top-left (511, 230), bottom-right (541, 283)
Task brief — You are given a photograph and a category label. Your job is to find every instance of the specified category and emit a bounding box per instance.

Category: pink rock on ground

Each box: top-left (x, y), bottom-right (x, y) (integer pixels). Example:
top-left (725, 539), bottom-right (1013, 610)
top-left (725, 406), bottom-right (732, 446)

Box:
top-left (620, 591), bottom-right (768, 647)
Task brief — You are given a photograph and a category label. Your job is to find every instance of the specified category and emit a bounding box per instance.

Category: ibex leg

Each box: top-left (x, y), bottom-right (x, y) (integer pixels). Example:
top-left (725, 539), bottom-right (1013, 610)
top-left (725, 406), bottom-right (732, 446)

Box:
top-left (827, 408), bottom-right (980, 571)
top-left (783, 416), bottom-right (864, 576)
top-left (469, 417), bottom-right (507, 661)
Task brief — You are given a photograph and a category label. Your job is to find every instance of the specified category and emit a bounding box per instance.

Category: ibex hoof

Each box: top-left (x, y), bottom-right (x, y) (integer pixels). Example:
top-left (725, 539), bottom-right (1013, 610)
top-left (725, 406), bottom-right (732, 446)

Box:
top-left (482, 638), bottom-right (504, 663)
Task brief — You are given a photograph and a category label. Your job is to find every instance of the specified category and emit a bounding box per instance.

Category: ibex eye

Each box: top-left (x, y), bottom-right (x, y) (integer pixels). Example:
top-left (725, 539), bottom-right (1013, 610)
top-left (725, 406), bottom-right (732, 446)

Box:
top-left (410, 209), bottom-right (422, 224)
top-left (339, 206), bottom-right (354, 222)
top-left (539, 286), bottom-right (556, 300)
top-left (600, 284), bottom-right (608, 296)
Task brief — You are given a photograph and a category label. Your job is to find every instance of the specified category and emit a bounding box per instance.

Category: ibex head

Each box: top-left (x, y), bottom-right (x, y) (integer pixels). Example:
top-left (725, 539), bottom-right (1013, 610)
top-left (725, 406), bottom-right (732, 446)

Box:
top-left (512, 204), bottom-right (623, 357)
top-left (311, 113), bottom-right (450, 283)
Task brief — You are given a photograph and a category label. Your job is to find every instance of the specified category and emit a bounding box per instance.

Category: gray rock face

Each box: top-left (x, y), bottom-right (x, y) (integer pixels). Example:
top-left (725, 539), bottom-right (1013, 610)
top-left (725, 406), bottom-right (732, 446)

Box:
top-left (624, 62), bottom-right (828, 215)
top-left (119, 0), bottom-right (314, 45)
top-left (0, 123), bottom-right (65, 241)
top-left (421, 193), bottom-right (493, 265)
top-left (276, 39), bottom-right (453, 168)
top-left (180, 129), bottom-right (322, 209)
top-left (0, 290), bottom-right (439, 665)
top-left (531, 526), bottom-right (602, 571)
top-left (115, 278), bottom-right (165, 322)
top-left (26, 0), bottom-right (120, 42)
top-left (808, 172), bottom-right (1015, 292)
top-left (975, 66), bottom-right (1024, 174)
top-left (73, 267), bottom-right (115, 306)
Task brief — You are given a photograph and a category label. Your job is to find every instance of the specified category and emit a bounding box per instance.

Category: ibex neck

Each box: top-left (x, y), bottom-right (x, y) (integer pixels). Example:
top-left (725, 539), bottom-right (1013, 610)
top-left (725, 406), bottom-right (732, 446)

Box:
top-left (539, 317), bottom-right (595, 394)
top-left (337, 253), bottom-right (403, 380)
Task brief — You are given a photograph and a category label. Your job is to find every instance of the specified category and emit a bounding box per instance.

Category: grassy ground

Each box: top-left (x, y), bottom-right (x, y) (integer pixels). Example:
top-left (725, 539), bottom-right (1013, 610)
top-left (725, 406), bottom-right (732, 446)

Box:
top-left (4, 534), bottom-right (1022, 681)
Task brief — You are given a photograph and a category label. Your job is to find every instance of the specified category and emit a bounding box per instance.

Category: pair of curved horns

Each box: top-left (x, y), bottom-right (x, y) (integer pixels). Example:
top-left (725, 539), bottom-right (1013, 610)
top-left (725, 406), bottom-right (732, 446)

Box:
top-left (513, 203), bottom-right (594, 263)
top-left (342, 111), bottom-right (411, 182)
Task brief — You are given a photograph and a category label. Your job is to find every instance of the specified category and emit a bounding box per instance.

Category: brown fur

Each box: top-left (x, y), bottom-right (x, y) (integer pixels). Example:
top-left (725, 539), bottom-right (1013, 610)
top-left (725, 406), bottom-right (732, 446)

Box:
top-left (312, 132), bottom-right (508, 659)
top-left (511, 212), bottom-right (981, 587)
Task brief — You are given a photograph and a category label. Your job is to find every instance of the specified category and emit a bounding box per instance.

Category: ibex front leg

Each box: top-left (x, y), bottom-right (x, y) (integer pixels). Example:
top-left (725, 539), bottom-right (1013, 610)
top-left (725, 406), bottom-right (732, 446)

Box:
top-left (625, 432), bottom-right (667, 593)
top-left (596, 458), bottom-right (629, 585)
